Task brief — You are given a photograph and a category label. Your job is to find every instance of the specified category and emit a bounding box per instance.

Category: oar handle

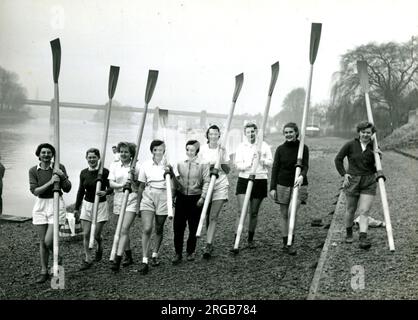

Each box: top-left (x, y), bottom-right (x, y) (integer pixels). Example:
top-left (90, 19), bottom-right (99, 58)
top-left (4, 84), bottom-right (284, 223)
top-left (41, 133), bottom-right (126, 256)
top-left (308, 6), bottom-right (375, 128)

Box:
top-left (89, 181), bottom-right (102, 248)
top-left (110, 190), bottom-right (129, 260)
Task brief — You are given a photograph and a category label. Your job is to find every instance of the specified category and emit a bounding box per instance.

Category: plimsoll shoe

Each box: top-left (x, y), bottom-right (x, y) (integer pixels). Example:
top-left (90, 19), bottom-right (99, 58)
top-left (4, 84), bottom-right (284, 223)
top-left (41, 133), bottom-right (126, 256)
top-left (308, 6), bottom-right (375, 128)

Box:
top-left (79, 260), bottom-right (93, 271)
top-left (203, 244), bottom-right (213, 259)
top-left (359, 236), bottom-right (371, 250)
top-left (139, 263), bottom-right (149, 275)
top-left (35, 273), bottom-right (49, 284)
top-left (151, 257), bottom-right (160, 267)
top-left (171, 254), bottom-right (182, 265)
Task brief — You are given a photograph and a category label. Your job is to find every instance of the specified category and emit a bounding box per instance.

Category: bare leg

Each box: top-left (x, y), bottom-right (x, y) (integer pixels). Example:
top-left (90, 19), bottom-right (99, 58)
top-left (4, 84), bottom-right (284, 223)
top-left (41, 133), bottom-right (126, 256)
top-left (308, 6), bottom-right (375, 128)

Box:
top-left (35, 224), bottom-right (48, 274)
top-left (141, 211), bottom-right (154, 260)
top-left (117, 211), bottom-right (136, 256)
top-left (152, 215), bottom-right (168, 254)
top-left (206, 200), bottom-right (225, 244)
top-left (357, 194), bottom-right (374, 233)
top-left (81, 220), bottom-right (92, 262)
top-left (345, 194), bottom-right (359, 228)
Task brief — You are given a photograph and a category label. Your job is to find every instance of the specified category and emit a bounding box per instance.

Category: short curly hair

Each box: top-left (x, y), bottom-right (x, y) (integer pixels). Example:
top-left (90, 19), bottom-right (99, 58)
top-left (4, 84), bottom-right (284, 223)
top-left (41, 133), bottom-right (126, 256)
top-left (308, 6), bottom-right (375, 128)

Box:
top-left (283, 122), bottom-right (299, 138)
top-left (35, 143), bottom-right (56, 158)
top-left (117, 142), bottom-right (136, 158)
top-left (356, 121), bottom-right (376, 134)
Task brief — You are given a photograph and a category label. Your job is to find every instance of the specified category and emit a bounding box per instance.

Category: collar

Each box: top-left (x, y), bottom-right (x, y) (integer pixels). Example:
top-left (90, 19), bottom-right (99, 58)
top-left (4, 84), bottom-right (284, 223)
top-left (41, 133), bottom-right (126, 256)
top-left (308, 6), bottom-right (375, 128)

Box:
top-left (37, 162), bottom-right (54, 170)
top-left (355, 138), bottom-right (372, 148)
top-left (242, 139), bottom-right (257, 147)
top-left (119, 160), bottom-right (132, 168)
top-left (88, 162), bottom-right (100, 171)
top-left (185, 156), bottom-right (199, 164)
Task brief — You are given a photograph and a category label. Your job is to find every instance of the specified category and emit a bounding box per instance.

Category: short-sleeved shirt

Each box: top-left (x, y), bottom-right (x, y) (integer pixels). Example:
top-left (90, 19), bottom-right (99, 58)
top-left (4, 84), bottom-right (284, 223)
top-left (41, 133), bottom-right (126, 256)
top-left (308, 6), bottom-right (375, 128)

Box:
top-left (108, 161), bottom-right (140, 193)
top-left (198, 144), bottom-right (229, 187)
top-left (138, 159), bottom-right (170, 189)
top-left (234, 140), bottom-right (273, 179)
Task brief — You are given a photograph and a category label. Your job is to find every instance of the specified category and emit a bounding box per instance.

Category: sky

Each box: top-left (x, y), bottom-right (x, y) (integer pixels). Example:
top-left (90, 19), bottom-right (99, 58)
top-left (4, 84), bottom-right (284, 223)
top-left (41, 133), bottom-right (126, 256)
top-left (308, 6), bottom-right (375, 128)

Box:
top-left (1, 0), bottom-right (417, 116)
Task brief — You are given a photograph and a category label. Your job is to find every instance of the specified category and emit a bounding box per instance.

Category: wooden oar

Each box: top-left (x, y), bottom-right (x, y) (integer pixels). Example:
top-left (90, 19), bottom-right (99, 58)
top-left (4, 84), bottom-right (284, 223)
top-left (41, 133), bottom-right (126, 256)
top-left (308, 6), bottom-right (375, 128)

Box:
top-left (233, 62), bottom-right (279, 251)
top-left (196, 73), bottom-right (244, 237)
top-left (287, 23), bottom-right (322, 246)
top-left (89, 66), bottom-right (120, 249)
top-left (110, 70), bottom-right (159, 261)
top-left (50, 38), bottom-right (61, 277)
top-left (357, 60), bottom-right (395, 252)
top-left (158, 108), bottom-right (174, 219)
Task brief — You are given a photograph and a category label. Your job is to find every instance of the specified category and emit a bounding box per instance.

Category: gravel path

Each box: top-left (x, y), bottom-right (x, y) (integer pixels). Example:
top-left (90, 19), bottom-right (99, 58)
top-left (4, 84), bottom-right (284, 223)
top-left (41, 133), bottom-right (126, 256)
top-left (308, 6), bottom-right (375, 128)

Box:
top-left (310, 151), bottom-right (418, 299)
top-left (1, 137), bottom-right (415, 300)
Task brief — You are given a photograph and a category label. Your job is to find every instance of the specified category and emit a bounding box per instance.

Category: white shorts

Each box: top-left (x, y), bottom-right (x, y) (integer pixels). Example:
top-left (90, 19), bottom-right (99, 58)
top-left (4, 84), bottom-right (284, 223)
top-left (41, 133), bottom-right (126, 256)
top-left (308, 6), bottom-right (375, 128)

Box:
top-left (113, 191), bottom-right (138, 215)
top-left (211, 180), bottom-right (229, 201)
top-left (139, 187), bottom-right (168, 216)
top-left (32, 197), bottom-right (66, 225)
top-left (80, 199), bottom-right (109, 223)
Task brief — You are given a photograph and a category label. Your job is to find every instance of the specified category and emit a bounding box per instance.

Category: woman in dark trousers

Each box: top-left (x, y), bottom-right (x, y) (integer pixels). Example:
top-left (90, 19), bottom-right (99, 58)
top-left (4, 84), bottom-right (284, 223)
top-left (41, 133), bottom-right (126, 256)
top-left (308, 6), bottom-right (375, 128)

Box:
top-left (171, 140), bottom-right (209, 264)
top-left (73, 148), bottom-right (113, 271)
top-left (29, 143), bottom-right (71, 283)
top-left (269, 123), bottom-right (309, 255)
top-left (335, 121), bottom-right (381, 250)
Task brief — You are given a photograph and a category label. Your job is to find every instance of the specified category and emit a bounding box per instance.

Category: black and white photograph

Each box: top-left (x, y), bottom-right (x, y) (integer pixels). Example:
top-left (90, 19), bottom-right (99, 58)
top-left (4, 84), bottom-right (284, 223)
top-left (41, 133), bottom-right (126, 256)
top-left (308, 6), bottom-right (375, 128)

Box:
top-left (0, 0), bottom-right (417, 309)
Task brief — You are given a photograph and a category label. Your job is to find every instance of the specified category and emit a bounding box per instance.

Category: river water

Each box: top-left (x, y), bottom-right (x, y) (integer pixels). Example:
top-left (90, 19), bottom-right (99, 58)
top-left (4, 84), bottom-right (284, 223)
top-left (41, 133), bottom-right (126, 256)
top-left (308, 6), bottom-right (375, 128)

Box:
top-left (0, 109), bottom-right (242, 217)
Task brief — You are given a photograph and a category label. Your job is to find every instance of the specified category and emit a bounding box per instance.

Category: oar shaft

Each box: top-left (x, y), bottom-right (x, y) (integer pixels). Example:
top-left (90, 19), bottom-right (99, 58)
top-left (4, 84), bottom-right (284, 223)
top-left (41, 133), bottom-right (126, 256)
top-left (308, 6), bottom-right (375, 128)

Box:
top-left (89, 181), bottom-right (102, 248)
top-left (378, 179), bottom-right (395, 251)
top-left (166, 175), bottom-right (174, 218)
top-left (298, 65), bottom-right (314, 158)
top-left (364, 87), bottom-right (394, 251)
top-left (110, 190), bottom-right (129, 260)
top-left (234, 181), bottom-right (252, 249)
top-left (196, 175), bottom-right (216, 237)
top-left (52, 82), bottom-right (60, 277)
top-left (287, 166), bottom-right (301, 246)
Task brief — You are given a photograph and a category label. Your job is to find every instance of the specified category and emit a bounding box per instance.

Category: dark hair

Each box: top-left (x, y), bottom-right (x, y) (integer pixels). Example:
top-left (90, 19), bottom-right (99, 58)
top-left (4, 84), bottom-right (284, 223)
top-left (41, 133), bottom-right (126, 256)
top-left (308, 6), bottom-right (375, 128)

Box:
top-left (117, 142), bottom-right (136, 158)
top-left (150, 140), bottom-right (165, 153)
top-left (244, 122), bottom-right (258, 132)
top-left (186, 140), bottom-right (200, 155)
top-left (283, 122), bottom-right (299, 138)
top-left (206, 125), bottom-right (221, 143)
top-left (85, 148), bottom-right (100, 158)
top-left (356, 121), bottom-right (376, 134)
top-left (35, 143), bottom-right (56, 158)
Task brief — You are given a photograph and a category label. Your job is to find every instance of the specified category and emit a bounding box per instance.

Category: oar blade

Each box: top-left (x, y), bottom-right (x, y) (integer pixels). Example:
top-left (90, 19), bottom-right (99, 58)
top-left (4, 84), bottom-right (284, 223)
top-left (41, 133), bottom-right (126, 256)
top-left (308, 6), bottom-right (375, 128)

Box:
top-left (357, 60), bottom-right (370, 93)
top-left (108, 65), bottom-right (120, 99)
top-left (268, 61), bottom-right (280, 96)
top-left (309, 23), bottom-right (322, 64)
top-left (232, 73), bottom-right (244, 102)
top-left (50, 38), bottom-right (61, 83)
top-left (145, 70), bottom-right (159, 103)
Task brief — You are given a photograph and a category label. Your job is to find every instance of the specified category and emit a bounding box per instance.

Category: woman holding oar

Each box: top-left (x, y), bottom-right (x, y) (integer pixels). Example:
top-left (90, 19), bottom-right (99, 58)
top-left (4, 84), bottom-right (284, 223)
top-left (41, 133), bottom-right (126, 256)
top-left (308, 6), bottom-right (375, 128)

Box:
top-left (74, 148), bottom-right (113, 270)
top-left (334, 121), bottom-right (381, 250)
top-left (233, 122), bottom-right (272, 249)
top-left (109, 142), bottom-right (140, 271)
top-left (136, 139), bottom-right (175, 275)
top-left (29, 143), bottom-right (71, 283)
top-left (269, 123), bottom-right (309, 255)
top-left (171, 140), bottom-right (210, 265)
top-left (199, 125), bottom-right (231, 259)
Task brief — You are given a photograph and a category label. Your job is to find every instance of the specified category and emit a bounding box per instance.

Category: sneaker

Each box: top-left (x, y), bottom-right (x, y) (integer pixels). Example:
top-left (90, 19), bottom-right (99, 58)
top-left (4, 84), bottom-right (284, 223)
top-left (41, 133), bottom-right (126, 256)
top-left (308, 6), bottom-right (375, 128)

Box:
top-left (359, 236), bottom-right (371, 250)
top-left (122, 256), bottom-right (134, 267)
top-left (283, 245), bottom-right (296, 255)
top-left (139, 263), bottom-right (149, 275)
top-left (247, 240), bottom-right (256, 249)
top-left (35, 273), bottom-right (49, 284)
top-left (345, 234), bottom-right (354, 244)
top-left (79, 260), bottom-right (93, 271)
top-left (151, 257), bottom-right (160, 267)
top-left (110, 255), bottom-right (122, 272)
top-left (229, 247), bottom-right (239, 255)
top-left (171, 254), bottom-right (182, 265)
top-left (203, 244), bottom-right (213, 260)
top-left (186, 253), bottom-right (195, 261)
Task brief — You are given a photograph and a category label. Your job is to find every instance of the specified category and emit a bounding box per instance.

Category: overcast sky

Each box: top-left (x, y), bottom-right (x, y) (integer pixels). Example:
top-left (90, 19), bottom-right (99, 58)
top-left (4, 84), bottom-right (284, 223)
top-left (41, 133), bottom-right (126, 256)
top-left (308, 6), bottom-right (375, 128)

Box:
top-left (1, 0), bottom-right (417, 116)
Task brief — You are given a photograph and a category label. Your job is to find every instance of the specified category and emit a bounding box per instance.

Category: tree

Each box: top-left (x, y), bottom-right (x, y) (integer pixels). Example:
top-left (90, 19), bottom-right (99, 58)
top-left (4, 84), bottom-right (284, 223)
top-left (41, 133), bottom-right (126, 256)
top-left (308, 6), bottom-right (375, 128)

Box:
top-left (0, 66), bottom-right (28, 112)
top-left (274, 87), bottom-right (306, 129)
top-left (330, 37), bottom-right (418, 134)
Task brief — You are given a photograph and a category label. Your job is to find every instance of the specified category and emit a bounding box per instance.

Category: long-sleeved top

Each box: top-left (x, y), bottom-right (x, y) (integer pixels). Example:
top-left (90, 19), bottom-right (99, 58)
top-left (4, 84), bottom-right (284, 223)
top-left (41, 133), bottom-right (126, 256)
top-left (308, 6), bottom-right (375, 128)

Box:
top-left (334, 138), bottom-right (376, 176)
top-left (176, 156), bottom-right (210, 198)
top-left (270, 140), bottom-right (309, 189)
top-left (74, 167), bottom-right (112, 210)
top-left (29, 163), bottom-right (72, 198)
top-left (234, 140), bottom-right (273, 179)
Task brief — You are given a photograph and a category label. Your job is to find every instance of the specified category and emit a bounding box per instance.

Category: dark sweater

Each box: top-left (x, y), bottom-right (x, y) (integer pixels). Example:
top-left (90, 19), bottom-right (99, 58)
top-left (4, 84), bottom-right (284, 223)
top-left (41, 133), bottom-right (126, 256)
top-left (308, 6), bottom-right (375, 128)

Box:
top-left (270, 140), bottom-right (309, 189)
top-left (75, 168), bottom-right (111, 210)
top-left (334, 138), bottom-right (376, 176)
top-left (29, 163), bottom-right (71, 198)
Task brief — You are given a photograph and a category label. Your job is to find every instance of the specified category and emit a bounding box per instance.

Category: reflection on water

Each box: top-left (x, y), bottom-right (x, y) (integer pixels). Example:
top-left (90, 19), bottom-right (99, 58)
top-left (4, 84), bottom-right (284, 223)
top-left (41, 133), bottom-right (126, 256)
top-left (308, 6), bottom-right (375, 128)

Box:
top-left (0, 113), bottom-right (242, 217)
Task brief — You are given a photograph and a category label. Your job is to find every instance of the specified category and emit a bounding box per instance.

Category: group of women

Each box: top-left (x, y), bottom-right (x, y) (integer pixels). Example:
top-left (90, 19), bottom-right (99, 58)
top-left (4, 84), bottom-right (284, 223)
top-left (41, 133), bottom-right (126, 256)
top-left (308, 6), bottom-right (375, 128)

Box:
top-left (29, 120), bottom-right (381, 283)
